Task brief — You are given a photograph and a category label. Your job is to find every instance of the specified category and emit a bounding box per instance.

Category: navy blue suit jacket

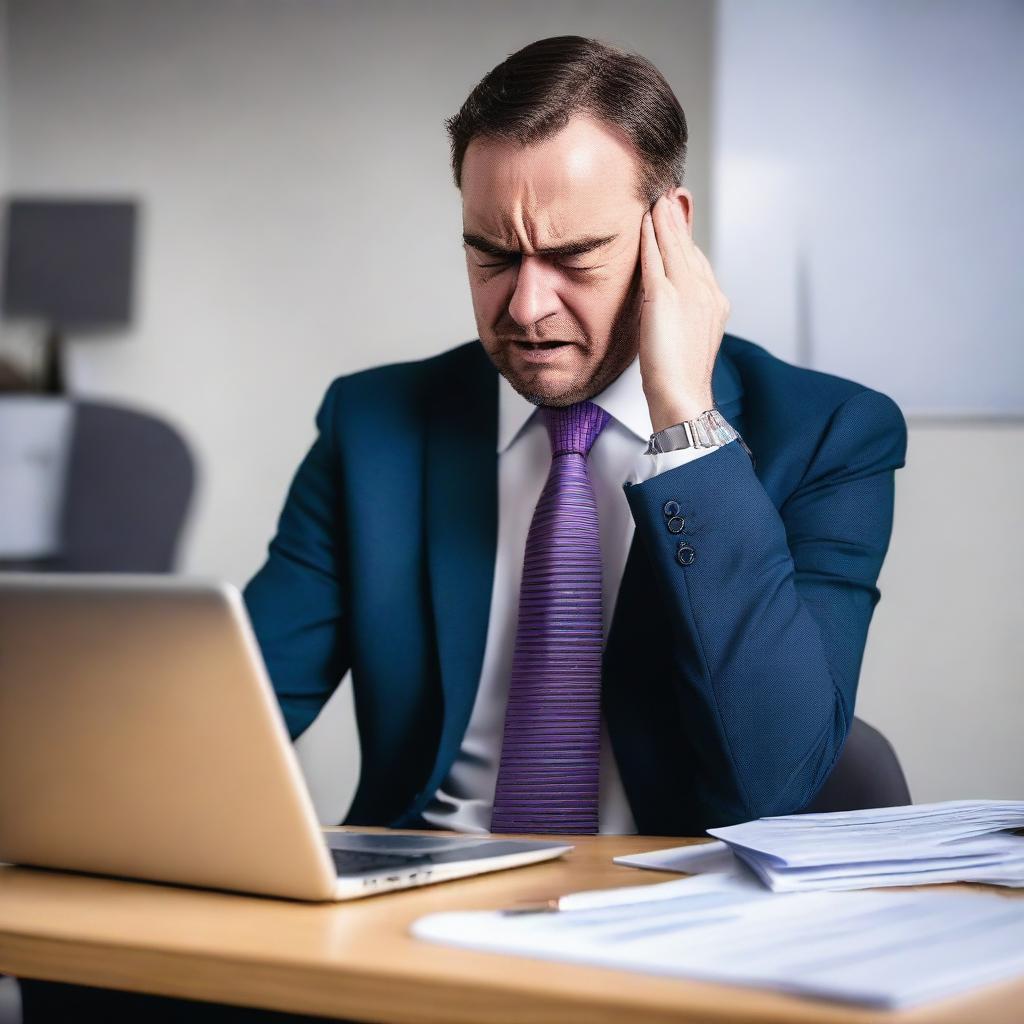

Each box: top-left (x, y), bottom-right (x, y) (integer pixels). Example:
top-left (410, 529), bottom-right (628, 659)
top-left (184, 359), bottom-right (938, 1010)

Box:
top-left (243, 334), bottom-right (907, 835)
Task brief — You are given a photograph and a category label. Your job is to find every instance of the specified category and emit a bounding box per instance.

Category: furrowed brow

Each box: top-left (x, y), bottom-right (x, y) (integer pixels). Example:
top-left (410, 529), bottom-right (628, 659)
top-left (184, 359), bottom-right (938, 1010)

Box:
top-left (462, 232), bottom-right (617, 260)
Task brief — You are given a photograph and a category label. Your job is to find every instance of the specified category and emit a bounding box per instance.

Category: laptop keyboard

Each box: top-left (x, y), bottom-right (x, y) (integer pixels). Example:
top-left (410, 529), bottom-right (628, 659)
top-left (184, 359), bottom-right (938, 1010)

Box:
top-left (330, 847), bottom-right (424, 875)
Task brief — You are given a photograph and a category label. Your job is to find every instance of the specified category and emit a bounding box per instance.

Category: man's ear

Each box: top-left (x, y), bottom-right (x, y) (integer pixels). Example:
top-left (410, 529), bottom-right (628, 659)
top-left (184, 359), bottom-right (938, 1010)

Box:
top-left (668, 186), bottom-right (694, 236)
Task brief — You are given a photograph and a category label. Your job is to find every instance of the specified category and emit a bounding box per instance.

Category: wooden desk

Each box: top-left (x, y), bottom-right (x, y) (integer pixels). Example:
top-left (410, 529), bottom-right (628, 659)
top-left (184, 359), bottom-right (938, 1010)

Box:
top-left (1, 829), bottom-right (1022, 1024)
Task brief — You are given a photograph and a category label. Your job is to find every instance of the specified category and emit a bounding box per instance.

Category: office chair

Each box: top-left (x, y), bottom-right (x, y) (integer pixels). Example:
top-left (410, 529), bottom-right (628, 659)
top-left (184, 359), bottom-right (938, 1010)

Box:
top-left (0, 397), bottom-right (195, 573)
top-left (801, 717), bottom-right (912, 813)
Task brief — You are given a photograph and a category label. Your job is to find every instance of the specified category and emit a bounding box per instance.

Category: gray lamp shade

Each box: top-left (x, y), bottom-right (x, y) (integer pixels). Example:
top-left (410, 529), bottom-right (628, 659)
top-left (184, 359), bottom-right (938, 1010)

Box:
top-left (2, 199), bottom-right (137, 327)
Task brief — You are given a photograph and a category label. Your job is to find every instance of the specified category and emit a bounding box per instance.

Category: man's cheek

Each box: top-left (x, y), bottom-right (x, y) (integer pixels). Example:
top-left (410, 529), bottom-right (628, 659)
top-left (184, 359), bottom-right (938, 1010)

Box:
top-left (469, 283), bottom-right (500, 325)
top-left (487, 288), bottom-right (514, 326)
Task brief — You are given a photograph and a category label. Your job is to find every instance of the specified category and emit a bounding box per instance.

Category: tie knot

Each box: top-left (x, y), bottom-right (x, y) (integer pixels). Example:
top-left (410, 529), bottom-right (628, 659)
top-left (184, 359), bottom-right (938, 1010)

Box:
top-left (541, 400), bottom-right (610, 457)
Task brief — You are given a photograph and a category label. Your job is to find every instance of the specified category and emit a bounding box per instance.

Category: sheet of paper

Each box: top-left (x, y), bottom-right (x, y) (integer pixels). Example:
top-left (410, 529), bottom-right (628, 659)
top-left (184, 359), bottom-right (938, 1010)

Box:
top-left (560, 854), bottom-right (760, 911)
top-left (412, 883), bottom-right (1024, 1009)
top-left (613, 838), bottom-right (735, 874)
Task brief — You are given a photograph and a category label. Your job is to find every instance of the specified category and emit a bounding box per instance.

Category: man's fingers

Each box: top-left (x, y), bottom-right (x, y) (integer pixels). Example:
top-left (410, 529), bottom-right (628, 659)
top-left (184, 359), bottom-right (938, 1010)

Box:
top-left (685, 231), bottom-right (716, 282)
top-left (654, 195), bottom-right (690, 283)
top-left (644, 195), bottom-right (721, 300)
top-left (640, 210), bottom-right (665, 290)
top-left (683, 235), bottom-right (730, 321)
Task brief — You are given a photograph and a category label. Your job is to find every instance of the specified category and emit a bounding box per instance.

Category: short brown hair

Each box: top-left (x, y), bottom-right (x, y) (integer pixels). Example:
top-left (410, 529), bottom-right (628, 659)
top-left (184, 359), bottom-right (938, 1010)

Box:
top-left (444, 35), bottom-right (687, 207)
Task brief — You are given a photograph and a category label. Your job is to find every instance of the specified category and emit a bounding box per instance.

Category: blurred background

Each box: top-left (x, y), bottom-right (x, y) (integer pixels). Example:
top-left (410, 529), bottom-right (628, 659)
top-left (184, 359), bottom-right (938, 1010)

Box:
top-left (0, 0), bottom-right (1021, 829)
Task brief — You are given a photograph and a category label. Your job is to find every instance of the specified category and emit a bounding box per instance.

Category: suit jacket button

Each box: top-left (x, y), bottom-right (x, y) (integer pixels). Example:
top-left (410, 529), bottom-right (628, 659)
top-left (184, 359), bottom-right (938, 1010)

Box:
top-left (676, 543), bottom-right (696, 566)
top-left (663, 500), bottom-right (681, 518)
top-left (667, 516), bottom-right (686, 534)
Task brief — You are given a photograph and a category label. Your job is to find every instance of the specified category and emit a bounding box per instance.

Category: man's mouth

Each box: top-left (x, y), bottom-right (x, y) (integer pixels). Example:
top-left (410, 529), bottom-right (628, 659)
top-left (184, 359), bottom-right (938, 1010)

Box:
top-left (507, 340), bottom-right (576, 365)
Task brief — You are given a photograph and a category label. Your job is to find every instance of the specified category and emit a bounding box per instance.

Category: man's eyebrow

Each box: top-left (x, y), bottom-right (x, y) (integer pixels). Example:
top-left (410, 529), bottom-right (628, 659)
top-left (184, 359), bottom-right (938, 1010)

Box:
top-left (461, 232), bottom-right (618, 260)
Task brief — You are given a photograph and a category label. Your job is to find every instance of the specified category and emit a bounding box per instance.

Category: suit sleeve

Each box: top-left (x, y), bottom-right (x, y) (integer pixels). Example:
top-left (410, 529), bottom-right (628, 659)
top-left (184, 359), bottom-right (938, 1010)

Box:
top-left (622, 387), bottom-right (908, 825)
top-left (243, 380), bottom-right (350, 741)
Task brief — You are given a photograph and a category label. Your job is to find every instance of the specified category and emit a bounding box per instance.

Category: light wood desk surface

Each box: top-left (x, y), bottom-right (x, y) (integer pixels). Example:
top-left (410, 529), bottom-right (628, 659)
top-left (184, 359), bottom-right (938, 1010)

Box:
top-left (1, 829), bottom-right (1022, 1024)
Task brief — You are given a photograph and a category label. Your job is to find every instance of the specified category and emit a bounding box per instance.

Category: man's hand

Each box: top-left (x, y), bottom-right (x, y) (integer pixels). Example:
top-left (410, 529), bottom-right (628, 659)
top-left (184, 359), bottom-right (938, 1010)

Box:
top-left (638, 193), bottom-right (732, 432)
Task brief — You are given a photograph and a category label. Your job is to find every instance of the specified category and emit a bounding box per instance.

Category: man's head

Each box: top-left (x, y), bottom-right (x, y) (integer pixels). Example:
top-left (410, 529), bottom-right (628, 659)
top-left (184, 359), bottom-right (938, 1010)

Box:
top-left (446, 36), bottom-right (690, 407)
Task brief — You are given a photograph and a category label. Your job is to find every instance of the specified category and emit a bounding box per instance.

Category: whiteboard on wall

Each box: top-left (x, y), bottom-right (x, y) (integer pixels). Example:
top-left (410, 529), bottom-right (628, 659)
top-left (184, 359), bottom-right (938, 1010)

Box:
top-left (710, 0), bottom-right (1024, 417)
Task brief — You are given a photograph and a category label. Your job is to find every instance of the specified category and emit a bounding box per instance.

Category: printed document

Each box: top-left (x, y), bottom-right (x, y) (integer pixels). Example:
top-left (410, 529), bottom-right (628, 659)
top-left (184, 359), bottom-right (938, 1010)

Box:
top-left (412, 876), bottom-right (1024, 1009)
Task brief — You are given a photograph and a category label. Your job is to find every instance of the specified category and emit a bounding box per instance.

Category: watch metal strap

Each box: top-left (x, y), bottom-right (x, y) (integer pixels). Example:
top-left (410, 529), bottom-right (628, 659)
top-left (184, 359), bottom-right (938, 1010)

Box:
top-left (645, 409), bottom-right (736, 454)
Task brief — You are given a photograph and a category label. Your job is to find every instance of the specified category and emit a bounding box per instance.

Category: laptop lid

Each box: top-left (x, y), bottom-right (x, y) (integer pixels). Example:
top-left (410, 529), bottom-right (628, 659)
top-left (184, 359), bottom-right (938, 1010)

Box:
top-left (0, 573), bottom-right (340, 900)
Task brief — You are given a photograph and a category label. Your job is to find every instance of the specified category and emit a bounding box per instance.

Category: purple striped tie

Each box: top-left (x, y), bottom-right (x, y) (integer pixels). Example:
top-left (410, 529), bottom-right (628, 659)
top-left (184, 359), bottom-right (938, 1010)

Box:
top-left (490, 400), bottom-right (611, 834)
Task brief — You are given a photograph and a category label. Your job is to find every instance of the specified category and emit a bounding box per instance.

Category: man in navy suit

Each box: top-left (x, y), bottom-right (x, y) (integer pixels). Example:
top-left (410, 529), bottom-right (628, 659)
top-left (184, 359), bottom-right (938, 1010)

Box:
top-left (243, 35), bottom-right (907, 838)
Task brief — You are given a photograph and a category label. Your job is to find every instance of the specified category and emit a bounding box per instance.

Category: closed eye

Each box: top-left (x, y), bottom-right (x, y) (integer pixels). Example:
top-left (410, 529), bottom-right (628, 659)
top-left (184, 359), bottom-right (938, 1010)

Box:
top-left (476, 257), bottom-right (598, 273)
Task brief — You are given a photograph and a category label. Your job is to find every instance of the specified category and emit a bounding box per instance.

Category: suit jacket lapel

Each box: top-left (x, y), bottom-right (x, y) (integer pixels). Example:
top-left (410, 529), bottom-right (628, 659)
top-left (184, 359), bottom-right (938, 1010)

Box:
top-left (421, 343), bottom-right (499, 801)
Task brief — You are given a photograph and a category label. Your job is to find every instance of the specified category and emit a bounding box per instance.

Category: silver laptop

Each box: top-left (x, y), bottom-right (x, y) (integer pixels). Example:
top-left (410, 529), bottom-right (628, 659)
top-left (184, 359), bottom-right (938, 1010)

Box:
top-left (0, 573), bottom-right (572, 901)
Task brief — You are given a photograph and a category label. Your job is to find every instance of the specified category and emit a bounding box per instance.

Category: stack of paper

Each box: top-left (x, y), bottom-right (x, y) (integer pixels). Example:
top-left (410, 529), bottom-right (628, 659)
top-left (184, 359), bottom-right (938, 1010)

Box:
top-left (617, 800), bottom-right (1024, 892)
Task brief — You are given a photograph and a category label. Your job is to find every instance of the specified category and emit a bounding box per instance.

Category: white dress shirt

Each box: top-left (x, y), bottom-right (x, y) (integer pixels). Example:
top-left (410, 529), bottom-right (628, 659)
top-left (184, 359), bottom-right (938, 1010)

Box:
top-left (421, 354), bottom-right (730, 834)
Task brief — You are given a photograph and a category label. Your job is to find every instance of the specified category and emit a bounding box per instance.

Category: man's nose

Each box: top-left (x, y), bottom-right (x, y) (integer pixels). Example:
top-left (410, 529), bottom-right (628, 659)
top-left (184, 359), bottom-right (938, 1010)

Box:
top-left (506, 256), bottom-right (562, 330)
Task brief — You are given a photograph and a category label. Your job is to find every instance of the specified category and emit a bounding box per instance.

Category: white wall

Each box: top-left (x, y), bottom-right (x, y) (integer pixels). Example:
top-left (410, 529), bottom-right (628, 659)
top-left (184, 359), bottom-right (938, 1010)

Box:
top-left (859, 422), bottom-right (1024, 802)
top-left (0, 0), bottom-right (8, 232)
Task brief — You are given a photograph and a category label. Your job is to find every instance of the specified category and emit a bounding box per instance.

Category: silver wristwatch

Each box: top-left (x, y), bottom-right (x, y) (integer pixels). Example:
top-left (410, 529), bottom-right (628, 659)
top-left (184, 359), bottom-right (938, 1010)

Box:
top-left (645, 408), bottom-right (755, 464)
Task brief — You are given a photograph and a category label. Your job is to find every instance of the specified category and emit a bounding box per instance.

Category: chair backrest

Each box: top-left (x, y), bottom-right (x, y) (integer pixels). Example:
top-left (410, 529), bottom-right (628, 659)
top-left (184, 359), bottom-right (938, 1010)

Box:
top-left (0, 399), bottom-right (195, 574)
top-left (801, 717), bottom-right (911, 814)
top-left (59, 400), bottom-right (196, 572)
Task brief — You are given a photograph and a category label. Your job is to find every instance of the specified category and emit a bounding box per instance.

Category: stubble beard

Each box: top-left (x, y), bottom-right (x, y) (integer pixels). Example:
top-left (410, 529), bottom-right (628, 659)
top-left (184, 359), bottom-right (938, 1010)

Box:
top-left (490, 264), bottom-right (644, 409)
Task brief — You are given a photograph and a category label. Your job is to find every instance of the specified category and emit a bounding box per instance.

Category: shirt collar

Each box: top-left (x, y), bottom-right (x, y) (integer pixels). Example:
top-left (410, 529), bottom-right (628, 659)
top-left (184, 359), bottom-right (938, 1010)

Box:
top-left (497, 353), bottom-right (653, 454)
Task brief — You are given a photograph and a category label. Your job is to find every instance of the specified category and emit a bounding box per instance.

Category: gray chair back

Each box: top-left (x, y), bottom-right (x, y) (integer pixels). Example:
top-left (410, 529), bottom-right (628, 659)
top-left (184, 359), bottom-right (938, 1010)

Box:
top-left (0, 399), bottom-right (195, 573)
top-left (801, 718), bottom-right (911, 813)
top-left (59, 400), bottom-right (195, 572)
